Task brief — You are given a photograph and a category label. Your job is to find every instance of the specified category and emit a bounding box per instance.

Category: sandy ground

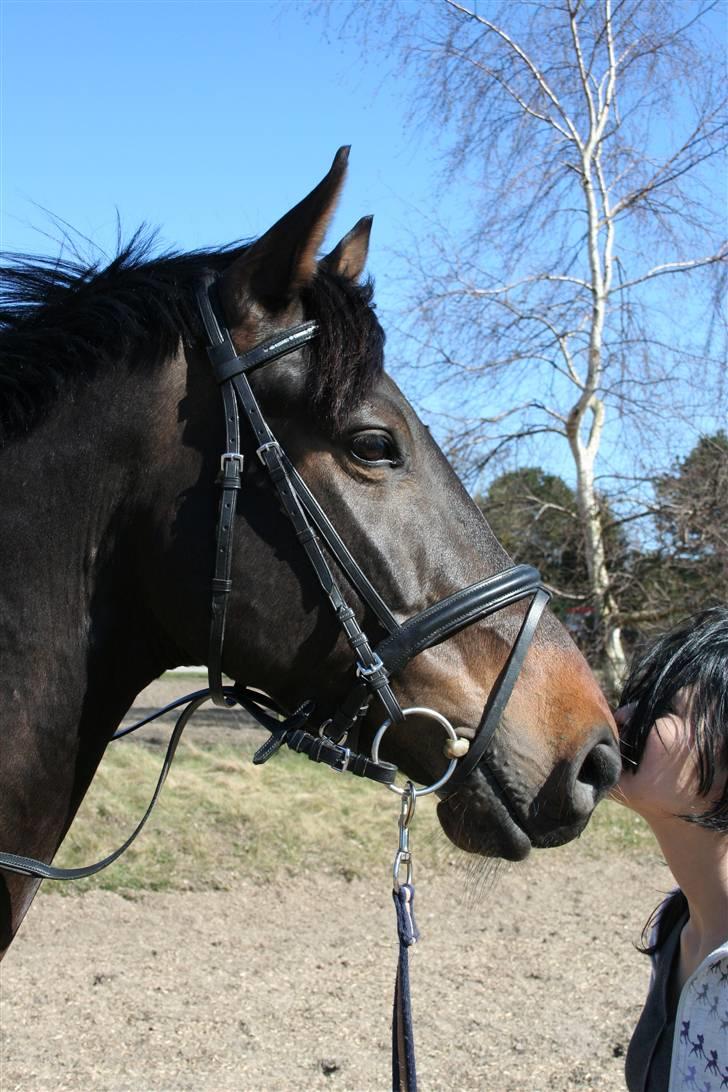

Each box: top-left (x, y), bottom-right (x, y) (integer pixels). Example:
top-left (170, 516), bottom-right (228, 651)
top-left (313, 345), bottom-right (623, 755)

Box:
top-left (0, 679), bottom-right (670, 1092)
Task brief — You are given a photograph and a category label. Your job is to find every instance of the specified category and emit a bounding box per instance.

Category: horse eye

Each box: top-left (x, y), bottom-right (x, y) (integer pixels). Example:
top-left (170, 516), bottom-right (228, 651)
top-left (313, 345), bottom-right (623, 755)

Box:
top-left (349, 431), bottom-right (399, 466)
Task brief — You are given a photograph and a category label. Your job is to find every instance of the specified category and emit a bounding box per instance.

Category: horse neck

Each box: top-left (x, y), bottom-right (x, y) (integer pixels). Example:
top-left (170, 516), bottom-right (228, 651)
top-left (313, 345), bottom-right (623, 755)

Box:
top-left (0, 359), bottom-right (180, 747)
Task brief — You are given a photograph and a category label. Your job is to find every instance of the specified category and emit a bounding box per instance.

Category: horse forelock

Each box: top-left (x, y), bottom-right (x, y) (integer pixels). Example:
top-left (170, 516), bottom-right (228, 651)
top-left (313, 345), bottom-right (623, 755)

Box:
top-left (0, 232), bottom-right (384, 444)
top-left (301, 269), bottom-right (385, 436)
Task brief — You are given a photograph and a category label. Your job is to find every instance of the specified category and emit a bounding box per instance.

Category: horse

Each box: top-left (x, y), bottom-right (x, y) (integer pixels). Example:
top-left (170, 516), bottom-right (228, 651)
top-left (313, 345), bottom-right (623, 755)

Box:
top-left (0, 148), bottom-right (619, 957)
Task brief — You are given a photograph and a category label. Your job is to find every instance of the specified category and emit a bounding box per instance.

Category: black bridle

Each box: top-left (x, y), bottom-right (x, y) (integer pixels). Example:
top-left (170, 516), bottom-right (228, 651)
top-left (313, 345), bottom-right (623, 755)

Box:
top-left (0, 273), bottom-right (554, 1092)
top-left (196, 274), bottom-right (551, 788)
top-left (0, 276), bottom-right (551, 883)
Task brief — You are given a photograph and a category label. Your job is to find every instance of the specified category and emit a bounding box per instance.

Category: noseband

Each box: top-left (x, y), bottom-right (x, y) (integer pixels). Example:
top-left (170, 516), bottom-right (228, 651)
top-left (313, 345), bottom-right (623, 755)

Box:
top-left (196, 275), bottom-right (551, 789)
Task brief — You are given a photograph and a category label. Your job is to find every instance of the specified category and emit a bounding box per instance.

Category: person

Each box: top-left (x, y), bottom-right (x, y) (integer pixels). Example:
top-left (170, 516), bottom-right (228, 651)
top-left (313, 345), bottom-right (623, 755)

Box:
top-left (611, 605), bottom-right (728, 1091)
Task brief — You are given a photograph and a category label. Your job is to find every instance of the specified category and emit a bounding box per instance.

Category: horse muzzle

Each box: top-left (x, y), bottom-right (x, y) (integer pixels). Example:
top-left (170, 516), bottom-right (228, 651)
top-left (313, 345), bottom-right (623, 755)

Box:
top-left (436, 722), bottom-right (621, 859)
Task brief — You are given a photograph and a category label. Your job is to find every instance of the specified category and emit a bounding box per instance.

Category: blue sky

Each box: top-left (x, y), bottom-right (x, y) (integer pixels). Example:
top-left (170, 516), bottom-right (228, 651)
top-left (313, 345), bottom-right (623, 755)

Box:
top-left (2, 0), bottom-right (725, 500)
top-left (1, 1), bottom-right (440, 312)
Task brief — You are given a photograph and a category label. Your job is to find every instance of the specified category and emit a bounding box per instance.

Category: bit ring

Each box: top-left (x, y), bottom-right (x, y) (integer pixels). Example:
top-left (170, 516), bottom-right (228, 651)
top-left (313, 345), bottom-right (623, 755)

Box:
top-left (371, 707), bottom-right (459, 797)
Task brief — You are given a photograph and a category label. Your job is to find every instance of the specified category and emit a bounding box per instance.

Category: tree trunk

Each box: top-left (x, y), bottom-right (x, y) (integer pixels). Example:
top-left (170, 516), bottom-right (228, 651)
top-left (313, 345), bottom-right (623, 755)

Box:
top-left (570, 427), bottom-right (626, 695)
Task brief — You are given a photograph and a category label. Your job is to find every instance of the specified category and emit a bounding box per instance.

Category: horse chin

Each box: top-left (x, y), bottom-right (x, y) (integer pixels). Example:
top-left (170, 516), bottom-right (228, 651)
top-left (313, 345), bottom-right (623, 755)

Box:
top-left (437, 766), bottom-right (592, 860)
top-left (436, 781), bottom-right (533, 862)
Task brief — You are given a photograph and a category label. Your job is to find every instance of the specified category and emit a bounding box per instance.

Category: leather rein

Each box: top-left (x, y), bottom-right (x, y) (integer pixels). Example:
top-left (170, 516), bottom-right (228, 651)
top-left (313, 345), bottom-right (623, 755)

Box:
top-left (0, 275), bottom-right (550, 882)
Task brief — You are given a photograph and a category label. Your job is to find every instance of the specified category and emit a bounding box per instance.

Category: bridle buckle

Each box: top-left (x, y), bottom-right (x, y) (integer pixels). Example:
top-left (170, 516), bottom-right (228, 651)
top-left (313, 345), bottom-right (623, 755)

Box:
top-left (256, 440), bottom-right (282, 465)
top-left (356, 654), bottom-right (385, 680)
top-left (220, 452), bottom-right (244, 473)
top-left (331, 746), bottom-right (352, 774)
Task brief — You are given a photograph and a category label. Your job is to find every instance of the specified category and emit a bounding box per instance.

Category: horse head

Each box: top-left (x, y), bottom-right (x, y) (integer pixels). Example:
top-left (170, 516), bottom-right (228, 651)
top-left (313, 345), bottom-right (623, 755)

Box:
top-left (138, 148), bottom-right (620, 860)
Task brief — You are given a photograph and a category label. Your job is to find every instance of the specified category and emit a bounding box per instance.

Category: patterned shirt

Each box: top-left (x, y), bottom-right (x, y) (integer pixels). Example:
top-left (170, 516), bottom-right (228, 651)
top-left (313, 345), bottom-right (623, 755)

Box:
top-left (625, 897), bottom-right (728, 1092)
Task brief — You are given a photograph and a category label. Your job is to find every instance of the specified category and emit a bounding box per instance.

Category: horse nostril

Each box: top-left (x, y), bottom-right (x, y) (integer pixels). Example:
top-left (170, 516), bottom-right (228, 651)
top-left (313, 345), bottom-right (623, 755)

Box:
top-left (531, 730), bottom-right (622, 839)
top-left (576, 737), bottom-right (621, 796)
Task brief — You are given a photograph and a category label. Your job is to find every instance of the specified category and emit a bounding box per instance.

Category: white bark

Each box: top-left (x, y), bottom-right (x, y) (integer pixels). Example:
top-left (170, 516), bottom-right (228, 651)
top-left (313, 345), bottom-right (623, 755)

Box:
top-left (564, 0), bottom-right (627, 686)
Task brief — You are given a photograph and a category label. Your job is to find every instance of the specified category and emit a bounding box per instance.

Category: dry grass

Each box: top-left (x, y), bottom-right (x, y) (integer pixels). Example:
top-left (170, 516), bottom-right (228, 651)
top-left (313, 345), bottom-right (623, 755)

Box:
top-left (48, 733), bottom-right (655, 896)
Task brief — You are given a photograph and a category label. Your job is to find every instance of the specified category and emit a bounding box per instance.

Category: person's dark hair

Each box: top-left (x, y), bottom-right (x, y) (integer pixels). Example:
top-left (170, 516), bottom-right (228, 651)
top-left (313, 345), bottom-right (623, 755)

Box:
top-left (620, 606), bottom-right (728, 955)
top-left (619, 604), bottom-right (728, 834)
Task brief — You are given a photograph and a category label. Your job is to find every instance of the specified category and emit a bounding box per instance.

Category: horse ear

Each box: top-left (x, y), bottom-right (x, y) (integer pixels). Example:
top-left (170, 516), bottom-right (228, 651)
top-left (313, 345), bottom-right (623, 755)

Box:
top-left (320, 216), bottom-right (373, 281)
top-left (222, 146), bottom-right (350, 314)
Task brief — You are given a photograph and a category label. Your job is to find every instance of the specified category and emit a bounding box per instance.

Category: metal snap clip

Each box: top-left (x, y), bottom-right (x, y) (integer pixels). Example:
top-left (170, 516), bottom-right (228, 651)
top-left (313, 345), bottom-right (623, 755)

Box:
top-left (393, 782), bottom-right (416, 891)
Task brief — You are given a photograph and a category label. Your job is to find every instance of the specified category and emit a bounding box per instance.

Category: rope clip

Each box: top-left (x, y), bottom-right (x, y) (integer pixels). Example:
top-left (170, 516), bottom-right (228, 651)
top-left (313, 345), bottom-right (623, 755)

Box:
top-left (393, 782), bottom-right (416, 892)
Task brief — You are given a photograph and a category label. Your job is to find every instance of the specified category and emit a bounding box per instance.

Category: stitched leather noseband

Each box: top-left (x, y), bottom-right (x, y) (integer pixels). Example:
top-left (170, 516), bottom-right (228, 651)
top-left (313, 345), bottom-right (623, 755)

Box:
top-left (196, 274), bottom-right (551, 787)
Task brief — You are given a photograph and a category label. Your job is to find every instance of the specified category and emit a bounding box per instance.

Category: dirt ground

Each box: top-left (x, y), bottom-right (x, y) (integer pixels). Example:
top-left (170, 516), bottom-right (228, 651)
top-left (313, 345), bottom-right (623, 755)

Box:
top-left (0, 679), bottom-right (670, 1092)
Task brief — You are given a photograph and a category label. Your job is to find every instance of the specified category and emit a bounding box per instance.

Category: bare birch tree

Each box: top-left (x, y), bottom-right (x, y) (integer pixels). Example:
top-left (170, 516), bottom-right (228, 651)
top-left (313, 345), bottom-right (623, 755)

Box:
top-left (323, 0), bottom-right (728, 689)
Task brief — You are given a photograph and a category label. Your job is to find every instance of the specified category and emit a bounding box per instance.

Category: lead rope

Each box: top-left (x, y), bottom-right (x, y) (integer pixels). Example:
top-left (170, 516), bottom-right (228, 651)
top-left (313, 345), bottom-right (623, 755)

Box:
top-left (373, 711), bottom-right (465, 1092)
top-left (392, 783), bottom-right (419, 1092)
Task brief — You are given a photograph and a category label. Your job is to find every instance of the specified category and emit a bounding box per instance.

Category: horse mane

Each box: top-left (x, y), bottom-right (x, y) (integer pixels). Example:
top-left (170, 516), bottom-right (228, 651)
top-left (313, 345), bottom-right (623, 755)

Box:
top-left (0, 230), bottom-right (384, 444)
